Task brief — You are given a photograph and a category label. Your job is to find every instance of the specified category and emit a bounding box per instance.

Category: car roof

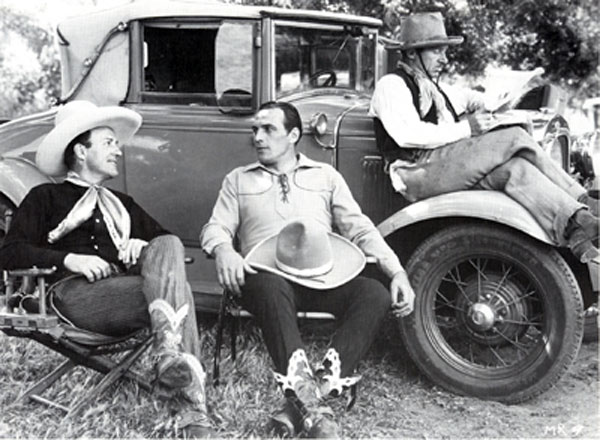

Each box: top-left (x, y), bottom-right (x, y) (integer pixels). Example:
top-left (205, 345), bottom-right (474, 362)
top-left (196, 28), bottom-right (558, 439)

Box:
top-left (59, 0), bottom-right (382, 33)
top-left (57, 0), bottom-right (381, 105)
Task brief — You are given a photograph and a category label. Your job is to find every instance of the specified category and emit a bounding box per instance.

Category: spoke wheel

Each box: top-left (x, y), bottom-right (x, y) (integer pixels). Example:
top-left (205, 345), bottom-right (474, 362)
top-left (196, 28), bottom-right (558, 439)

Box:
top-left (399, 223), bottom-right (584, 403)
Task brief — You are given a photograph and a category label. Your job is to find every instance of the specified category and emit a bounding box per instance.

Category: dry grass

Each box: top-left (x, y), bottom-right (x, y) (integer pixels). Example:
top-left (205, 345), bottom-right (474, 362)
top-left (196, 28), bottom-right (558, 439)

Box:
top-left (2, 316), bottom-right (598, 439)
top-left (0, 316), bottom-right (421, 439)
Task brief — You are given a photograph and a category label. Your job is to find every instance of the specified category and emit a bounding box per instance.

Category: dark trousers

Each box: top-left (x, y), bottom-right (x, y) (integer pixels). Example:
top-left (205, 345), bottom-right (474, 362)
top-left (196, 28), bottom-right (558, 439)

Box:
top-left (240, 272), bottom-right (391, 377)
top-left (49, 235), bottom-right (201, 359)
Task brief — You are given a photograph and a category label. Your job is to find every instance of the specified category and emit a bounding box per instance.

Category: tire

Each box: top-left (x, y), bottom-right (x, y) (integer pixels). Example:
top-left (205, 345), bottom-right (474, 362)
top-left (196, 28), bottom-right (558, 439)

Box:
top-left (399, 223), bottom-right (584, 404)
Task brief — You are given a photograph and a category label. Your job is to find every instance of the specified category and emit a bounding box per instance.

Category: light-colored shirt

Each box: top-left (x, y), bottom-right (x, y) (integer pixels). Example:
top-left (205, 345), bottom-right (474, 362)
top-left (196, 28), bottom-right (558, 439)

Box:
top-left (369, 73), bottom-right (479, 149)
top-left (200, 153), bottom-right (403, 278)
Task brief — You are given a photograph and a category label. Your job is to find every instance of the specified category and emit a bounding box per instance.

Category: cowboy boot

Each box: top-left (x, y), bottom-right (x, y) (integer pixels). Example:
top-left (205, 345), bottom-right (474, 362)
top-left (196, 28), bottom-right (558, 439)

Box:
top-left (564, 209), bottom-right (599, 263)
top-left (269, 398), bottom-right (303, 438)
top-left (314, 348), bottom-right (361, 400)
top-left (273, 349), bottom-right (341, 439)
top-left (578, 191), bottom-right (599, 218)
top-left (176, 353), bottom-right (215, 439)
top-left (149, 299), bottom-right (194, 390)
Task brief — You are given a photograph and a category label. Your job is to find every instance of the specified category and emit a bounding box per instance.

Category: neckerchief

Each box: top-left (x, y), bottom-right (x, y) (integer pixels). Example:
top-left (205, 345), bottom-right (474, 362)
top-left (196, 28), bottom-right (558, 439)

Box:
top-left (47, 172), bottom-right (131, 251)
top-left (397, 61), bottom-right (455, 124)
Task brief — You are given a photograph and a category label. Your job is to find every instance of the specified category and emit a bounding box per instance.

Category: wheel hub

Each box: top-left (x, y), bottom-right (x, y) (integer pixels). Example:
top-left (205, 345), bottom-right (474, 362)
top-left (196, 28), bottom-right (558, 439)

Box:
top-left (455, 274), bottom-right (531, 344)
top-left (467, 303), bottom-right (496, 331)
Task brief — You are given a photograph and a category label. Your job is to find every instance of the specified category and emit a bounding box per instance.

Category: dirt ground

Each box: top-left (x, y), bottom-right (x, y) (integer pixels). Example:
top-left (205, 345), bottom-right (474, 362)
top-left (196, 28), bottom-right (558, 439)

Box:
top-left (343, 340), bottom-right (599, 439)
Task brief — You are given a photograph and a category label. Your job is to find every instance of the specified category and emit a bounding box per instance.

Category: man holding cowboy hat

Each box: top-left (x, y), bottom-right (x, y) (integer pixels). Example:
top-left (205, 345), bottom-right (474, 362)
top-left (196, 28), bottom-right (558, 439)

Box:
top-left (0, 100), bottom-right (214, 438)
top-left (370, 11), bottom-right (598, 264)
top-left (201, 101), bottom-right (415, 438)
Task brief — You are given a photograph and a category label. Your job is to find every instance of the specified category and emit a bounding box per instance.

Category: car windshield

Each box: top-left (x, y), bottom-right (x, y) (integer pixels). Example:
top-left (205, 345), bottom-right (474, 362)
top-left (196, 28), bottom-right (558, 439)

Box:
top-left (274, 22), bottom-right (376, 98)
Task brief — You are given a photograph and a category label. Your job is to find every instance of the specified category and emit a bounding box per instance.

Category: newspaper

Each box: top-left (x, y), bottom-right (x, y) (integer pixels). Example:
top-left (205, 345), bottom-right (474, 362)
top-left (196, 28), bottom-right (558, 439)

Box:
top-left (482, 67), bottom-right (545, 113)
top-left (479, 67), bottom-right (545, 132)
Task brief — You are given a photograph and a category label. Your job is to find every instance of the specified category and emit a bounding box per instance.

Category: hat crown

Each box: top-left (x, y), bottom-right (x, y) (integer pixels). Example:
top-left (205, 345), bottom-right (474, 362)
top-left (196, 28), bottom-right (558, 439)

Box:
top-left (55, 100), bottom-right (99, 126)
top-left (396, 12), bottom-right (463, 49)
top-left (275, 219), bottom-right (333, 277)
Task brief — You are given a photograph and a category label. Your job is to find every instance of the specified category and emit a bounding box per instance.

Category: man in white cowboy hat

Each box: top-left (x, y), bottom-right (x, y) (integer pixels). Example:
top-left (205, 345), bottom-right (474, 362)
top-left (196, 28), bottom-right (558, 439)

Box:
top-left (0, 100), bottom-right (213, 438)
top-left (370, 11), bottom-right (598, 264)
top-left (201, 101), bottom-right (415, 438)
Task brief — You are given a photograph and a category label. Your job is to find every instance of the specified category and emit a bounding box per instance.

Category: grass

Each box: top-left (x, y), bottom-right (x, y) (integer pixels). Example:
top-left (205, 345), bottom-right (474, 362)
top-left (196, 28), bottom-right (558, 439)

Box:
top-left (0, 315), bottom-right (423, 439)
top-left (2, 316), bottom-right (598, 439)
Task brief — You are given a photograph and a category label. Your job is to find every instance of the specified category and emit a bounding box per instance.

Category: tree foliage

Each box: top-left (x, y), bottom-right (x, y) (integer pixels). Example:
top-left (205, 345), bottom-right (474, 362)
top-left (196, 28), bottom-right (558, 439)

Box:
top-left (0, 6), bottom-right (60, 118)
top-left (230, 0), bottom-right (598, 101)
top-left (0, 0), bottom-right (597, 119)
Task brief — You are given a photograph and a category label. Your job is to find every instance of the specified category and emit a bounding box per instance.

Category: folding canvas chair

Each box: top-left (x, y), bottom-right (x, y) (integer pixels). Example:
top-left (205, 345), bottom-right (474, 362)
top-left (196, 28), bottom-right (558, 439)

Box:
top-left (0, 209), bottom-right (153, 416)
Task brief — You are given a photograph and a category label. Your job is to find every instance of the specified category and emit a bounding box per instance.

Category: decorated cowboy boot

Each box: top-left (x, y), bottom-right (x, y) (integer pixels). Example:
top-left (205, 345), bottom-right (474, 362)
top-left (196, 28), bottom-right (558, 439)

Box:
top-left (149, 299), bottom-right (194, 390)
top-left (176, 354), bottom-right (215, 439)
top-left (315, 348), bottom-right (361, 398)
top-left (272, 349), bottom-right (341, 439)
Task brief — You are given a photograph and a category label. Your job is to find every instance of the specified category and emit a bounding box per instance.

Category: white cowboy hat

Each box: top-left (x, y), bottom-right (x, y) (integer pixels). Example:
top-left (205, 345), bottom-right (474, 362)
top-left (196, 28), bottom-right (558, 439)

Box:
top-left (245, 218), bottom-right (366, 290)
top-left (388, 12), bottom-right (464, 50)
top-left (36, 100), bottom-right (142, 177)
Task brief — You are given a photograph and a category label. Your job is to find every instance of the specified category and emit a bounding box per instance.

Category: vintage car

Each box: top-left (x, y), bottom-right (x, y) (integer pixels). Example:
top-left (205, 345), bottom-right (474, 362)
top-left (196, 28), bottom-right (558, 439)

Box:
top-left (0, 0), bottom-right (597, 405)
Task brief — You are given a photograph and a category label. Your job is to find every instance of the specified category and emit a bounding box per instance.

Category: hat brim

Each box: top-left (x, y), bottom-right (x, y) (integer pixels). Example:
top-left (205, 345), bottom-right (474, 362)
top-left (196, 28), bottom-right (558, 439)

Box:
top-left (387, 36), bottom-right (464, 50)
top-left (246, 231), bottom-right (366, 290)
top-left (36, 106), bottom-right (142, 177)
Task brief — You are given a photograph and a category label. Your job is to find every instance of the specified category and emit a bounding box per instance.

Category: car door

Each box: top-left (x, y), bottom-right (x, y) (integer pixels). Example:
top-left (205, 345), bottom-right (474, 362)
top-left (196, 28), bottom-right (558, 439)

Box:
top-left (123, 18), bottom-right (260, 302)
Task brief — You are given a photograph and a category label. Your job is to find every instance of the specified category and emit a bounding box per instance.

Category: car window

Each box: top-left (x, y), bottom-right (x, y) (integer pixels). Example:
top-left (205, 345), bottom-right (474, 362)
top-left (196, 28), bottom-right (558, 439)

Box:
top-left (274, 22), bottom-right (376, 98)
top-left (141, 20), bottom-right (254, 107)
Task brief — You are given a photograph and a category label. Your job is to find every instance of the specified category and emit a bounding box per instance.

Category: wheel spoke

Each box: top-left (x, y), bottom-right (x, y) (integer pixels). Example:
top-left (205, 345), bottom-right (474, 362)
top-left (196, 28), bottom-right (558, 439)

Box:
top-left (489, 262), bottom-right (513, 297)
top-left (487, 344), bottom-right (509, 367)
top-left (444, 266), bottom-right (474, 306)
top-left (492, 327), bottom-right (532, 354)
top-left (468, 258), bottom-right (489, 296)
top-left (498, 288), bottom-right (538, 309)
top-left (434, 289), bottom-right (464, 312)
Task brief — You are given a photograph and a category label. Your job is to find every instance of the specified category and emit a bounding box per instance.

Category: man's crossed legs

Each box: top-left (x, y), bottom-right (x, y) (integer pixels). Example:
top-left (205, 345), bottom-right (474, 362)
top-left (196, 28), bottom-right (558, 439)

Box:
top-left (49, 235), bottom-right (213, 438)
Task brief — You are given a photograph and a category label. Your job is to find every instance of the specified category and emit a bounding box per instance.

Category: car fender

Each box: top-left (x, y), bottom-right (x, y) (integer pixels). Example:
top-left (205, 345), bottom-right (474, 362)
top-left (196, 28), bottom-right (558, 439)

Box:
top-left (377, 190), bottom-right (553, 245)
top-left (0, 157), bottom-right (52, 206)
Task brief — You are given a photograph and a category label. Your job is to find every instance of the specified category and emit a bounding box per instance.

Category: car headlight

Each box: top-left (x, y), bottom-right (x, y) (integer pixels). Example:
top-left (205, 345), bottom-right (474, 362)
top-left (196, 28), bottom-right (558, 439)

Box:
top-left (540, 116), bottom-right (570, 170)
top-left (571, 130), bottom-right (598, 179)
top-left (310, 112), bottom-right (328, 136)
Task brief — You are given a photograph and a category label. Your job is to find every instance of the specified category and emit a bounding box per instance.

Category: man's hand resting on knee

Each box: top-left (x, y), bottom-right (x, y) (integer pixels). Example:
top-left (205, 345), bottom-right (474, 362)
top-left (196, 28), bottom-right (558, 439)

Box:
top-left (213, 243), bottom-right (257, 295)
top-left (119, 238), bottom-right (148, 267)
top-left (64, 254), bottom-right (115, 282)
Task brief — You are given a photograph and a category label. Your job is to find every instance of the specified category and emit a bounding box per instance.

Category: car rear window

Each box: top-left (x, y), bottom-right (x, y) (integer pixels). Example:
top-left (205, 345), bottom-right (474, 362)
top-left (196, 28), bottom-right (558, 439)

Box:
top-left (141, 20), bottom-right (254, 108)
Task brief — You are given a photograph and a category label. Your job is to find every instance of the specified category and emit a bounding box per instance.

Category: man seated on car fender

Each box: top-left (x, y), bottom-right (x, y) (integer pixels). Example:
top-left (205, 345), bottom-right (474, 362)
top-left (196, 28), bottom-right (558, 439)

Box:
top-left (370, 12), bottom-right (599, 264)
top-left (0, 101), bottom-right (214, 439)
top-left (200, 101), bottom-right (415, 438)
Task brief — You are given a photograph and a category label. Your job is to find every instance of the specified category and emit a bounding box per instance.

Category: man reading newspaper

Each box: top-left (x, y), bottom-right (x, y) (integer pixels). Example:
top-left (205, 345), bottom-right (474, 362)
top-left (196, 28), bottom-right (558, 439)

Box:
top-left (370, 12), bottom-right (598, 264)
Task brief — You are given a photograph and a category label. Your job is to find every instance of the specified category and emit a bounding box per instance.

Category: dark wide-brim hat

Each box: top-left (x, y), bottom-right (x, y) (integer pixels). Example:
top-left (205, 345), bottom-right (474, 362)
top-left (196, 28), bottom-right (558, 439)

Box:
top-left (388, 12), bottom-right (463, 50)
top-left (36, 100), bottom-right (142, 177)
top-left (245, 218), bottom-right (366, 290)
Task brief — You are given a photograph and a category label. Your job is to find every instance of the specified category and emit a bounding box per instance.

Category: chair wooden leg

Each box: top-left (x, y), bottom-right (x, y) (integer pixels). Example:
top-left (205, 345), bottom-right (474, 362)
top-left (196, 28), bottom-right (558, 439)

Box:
top-left (17, 359), bottom-right (75, 410)
top-left (54, 336), bottom-right (153, 392)
top-left (213, 291), bottom-right (230, 386)
top-left (67, 335), bottom-right (153, 417)
top-left (231, 313), bottom-right (238, 362)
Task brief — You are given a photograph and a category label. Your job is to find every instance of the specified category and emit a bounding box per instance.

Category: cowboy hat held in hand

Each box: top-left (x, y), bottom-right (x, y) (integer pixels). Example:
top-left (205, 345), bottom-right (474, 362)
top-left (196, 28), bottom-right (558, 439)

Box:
top-left (245, 218), bottom-right (366, 290)
top-left (36, 100), bottom-right (142, 177)
top-left (387, 12), bottom-right (463, 50)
